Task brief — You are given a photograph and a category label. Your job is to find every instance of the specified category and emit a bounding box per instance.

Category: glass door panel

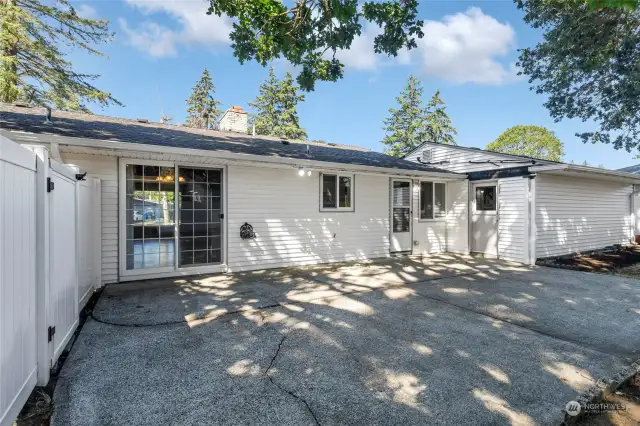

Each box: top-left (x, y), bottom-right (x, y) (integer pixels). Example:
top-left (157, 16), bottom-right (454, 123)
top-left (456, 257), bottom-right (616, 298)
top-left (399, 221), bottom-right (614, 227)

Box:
top-left (178, 167), bottom-right (222, 267)
top-left (125, 164), bottom-right (176, 270)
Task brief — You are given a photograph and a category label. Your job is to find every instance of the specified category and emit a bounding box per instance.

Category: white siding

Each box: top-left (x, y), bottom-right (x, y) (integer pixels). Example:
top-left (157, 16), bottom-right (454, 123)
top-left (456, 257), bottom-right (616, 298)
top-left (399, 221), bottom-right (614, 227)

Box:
top-left (498, 177), bottom-right (528, 263)
top-left (536, 175), bottom-right (632, 258)
top-left (412, 181), bottom-right (447, 255)
top-left (227, 167), bottom-right (390, 271)
top-left (405, 144), bottom-right (552, 173)
top-left (62, 154), bottom-right (118, 284)
top-left (446, 180), bottom-right (469, 253)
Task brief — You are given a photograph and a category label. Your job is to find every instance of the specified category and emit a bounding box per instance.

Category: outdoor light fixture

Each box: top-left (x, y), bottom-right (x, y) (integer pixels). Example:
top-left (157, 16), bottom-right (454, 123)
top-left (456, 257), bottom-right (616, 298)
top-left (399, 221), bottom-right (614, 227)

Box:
top-left (298, 168), bottom-right (305, 177)
top-left (307, 170), bottom-right (311, 176)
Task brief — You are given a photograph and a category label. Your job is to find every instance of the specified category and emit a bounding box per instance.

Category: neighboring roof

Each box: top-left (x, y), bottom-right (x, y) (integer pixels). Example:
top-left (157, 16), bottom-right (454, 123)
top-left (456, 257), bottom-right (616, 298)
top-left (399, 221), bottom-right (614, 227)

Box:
top-left (0, 104), bottom-right (453, 174)
top-left (403, 140), bottom-right (563, 165)
top-left (530, 164), bottom-right (640, 183)
top-left (618, 164), bottom-right (640, 174)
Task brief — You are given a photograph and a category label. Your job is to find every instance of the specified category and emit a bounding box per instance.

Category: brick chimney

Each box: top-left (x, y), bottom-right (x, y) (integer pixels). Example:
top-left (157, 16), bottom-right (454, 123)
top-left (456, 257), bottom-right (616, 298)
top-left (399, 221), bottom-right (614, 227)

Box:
top-left (219, 105), bottom-right (248, 133)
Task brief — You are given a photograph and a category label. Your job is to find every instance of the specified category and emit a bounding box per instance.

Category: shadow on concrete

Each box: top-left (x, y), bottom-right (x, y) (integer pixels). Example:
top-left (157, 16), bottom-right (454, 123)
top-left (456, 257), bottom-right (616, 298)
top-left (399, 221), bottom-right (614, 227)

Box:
top-left (52, 254), bottom-right (638, 426)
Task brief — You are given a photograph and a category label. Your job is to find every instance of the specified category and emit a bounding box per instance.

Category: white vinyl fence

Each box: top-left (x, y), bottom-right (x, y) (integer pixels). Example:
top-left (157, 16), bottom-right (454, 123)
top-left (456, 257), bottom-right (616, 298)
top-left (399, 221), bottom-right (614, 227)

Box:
top-left (0, 137), bottom-right (101, 426)
top-left (0, 136), bottom-right (38, 426)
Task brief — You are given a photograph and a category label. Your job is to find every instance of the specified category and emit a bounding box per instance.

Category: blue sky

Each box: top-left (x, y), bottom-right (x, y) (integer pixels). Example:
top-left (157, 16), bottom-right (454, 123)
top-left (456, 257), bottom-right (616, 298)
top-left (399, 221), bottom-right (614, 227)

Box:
top-left (69, 0), bottom-right (637, 169)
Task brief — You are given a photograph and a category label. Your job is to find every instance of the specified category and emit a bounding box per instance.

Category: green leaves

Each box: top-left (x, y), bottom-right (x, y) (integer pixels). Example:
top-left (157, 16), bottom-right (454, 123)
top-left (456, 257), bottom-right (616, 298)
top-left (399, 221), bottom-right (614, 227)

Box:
top-left (0, 0), bottom-right (119, 111)
top-left (249, 67), bottom-right (307, 140)
top-left (382, 75), bottom-right (456, 157)
top-left (516, 0), bottom-right (640, 153)
top-left (209, 0), bottom-right (423, 91)
top-left (186, 69), bottom-right (222, 129)
top-left (486, 125), bottom-right (564, 161)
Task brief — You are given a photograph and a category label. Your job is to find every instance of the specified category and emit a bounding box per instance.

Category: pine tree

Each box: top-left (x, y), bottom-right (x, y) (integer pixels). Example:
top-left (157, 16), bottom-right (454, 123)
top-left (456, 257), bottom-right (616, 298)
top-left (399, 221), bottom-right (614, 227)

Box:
top-left (249, 67), bottom-right (307, 140)
top-left (185, 69), bottom-right (221, 129)
top-left (0, 0), bottom-right (119, 111)
top-left (423, 90), bottom-right (457, 145)
top-left (381, 75), bottom-right (427, 157)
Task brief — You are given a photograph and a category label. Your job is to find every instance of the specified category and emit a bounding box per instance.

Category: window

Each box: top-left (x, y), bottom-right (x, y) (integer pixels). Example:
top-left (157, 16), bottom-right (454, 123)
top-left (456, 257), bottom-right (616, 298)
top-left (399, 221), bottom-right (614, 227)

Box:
top-left (419, 182), bottom-right (446, 220)
top-left (321, 173), bottom-right (354, 211)
top-left (475, 186), bottom-right (496, 211)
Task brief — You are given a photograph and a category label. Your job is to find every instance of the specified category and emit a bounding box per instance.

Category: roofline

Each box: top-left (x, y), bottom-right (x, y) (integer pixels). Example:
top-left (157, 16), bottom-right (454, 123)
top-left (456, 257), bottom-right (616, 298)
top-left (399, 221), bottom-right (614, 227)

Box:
top-left (2, 130), bottom-right (466, 180)
top-left (402, 141), bottom-right (564, 165)
top-left (529, 164), bottom-right (640, 183)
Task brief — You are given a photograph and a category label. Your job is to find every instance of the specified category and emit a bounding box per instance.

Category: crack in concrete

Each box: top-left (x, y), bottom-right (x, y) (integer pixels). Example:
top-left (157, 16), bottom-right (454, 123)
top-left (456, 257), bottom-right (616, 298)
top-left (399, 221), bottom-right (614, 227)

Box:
top-left (264, 333), bottom-right (321, 426)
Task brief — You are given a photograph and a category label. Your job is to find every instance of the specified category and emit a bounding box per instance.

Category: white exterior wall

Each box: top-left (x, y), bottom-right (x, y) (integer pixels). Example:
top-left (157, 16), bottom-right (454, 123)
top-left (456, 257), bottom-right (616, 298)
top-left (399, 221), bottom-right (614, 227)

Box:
top-left (227, 167), bottom-right (390, 271)
top-left (62, 154), bottom-right (118, 284)
top-left (405, 144), bottom-right (552, 173)
top-left (497, 177), bottom-right (528, 263)
top-left (536, 174), bottom-right (632, 258)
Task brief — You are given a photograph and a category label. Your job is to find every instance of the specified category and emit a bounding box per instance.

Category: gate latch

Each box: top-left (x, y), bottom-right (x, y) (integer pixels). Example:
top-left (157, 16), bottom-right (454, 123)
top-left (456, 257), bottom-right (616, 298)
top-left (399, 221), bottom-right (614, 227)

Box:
top-left (47, 177), bottom-right (54, 192)
top-left (48, 326), bottom-right (56, 342)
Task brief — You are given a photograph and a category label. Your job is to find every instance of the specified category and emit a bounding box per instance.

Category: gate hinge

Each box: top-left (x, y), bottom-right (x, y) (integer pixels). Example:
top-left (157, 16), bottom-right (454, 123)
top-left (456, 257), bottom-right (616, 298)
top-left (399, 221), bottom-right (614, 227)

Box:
top-left (47, 326), bottom-right (56, 342)
top-left (47, 177), bottom-right (54, 192)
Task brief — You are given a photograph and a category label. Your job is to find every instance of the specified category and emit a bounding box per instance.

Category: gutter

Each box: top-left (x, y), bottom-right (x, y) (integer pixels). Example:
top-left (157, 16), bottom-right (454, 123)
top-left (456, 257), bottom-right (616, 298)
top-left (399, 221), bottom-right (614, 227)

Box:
top-left (1, 130), bottom-right (466, 180)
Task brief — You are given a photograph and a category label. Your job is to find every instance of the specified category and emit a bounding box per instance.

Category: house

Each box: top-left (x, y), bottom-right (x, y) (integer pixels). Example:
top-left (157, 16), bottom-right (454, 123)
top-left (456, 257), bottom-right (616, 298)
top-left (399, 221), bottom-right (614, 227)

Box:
top-left (404, 142), bottom-right (640, 263)
top-left (0, 104), bottom-right (469, 284)
top-left (2, 103), bottom-right (638, 284)
top-left (617, 164), bottom-right (640, 242)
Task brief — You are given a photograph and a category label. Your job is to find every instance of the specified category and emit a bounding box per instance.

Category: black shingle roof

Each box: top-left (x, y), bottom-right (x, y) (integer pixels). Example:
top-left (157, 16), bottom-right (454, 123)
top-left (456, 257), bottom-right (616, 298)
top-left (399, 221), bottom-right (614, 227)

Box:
top-left (0, 105), bottom-right (454, 174)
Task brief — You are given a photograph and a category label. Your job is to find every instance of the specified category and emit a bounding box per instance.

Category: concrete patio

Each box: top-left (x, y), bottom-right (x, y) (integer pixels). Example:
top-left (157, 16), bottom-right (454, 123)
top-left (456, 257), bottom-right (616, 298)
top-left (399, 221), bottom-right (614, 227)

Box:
top-left (52, 254), bottom-right (640, 425)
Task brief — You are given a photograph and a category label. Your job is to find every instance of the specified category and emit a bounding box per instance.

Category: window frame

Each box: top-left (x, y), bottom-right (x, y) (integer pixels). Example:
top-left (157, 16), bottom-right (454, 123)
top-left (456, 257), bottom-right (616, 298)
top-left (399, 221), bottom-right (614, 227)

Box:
top-left (319, 172), bottom-right (355, 212)
top-left (418, 180), bottom-right (447, 221)
top-left (474, 185), bottom-right (497, 213)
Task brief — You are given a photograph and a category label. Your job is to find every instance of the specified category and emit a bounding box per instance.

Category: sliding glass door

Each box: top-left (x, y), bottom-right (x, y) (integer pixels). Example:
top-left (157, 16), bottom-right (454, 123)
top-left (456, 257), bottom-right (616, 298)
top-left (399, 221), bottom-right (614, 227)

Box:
top-left (125, 164), bottom-right (176, 271)
top-left (177, 167), bottom-right (223, 267)
top-left (122, 162), bottom-right (223, 276)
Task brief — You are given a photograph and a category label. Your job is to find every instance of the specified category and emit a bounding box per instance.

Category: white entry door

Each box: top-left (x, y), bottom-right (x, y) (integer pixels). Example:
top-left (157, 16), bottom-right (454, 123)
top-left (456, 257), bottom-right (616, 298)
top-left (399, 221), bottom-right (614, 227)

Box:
top-left (471, 183), bottom-right (498, 257)
top-left (391, 179), bottom-right (412, 252)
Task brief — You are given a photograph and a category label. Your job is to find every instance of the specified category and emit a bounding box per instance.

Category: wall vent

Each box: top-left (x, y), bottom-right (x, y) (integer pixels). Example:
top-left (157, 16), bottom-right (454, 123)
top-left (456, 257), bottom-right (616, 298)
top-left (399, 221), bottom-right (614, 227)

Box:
top-left (422, 148), bottom-right (433, 163)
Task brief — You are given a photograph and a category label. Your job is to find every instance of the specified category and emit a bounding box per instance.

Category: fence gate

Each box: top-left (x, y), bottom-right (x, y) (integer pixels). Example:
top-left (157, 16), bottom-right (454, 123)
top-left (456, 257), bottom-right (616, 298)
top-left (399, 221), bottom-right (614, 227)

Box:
top-left (48, 162), bottom-right (79, 366)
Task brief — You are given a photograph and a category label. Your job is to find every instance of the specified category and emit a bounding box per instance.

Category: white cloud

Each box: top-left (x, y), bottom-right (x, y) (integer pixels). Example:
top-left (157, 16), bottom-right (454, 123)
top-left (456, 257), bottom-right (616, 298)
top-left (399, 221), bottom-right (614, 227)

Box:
top-left (119, 0), bottom-right (232, 58)
top-left (333, 24), bottom-right (380, 70)
top-left (75, 4), bottom-right (97, 19)
top-left (417, 7), bottom-right (518, 85)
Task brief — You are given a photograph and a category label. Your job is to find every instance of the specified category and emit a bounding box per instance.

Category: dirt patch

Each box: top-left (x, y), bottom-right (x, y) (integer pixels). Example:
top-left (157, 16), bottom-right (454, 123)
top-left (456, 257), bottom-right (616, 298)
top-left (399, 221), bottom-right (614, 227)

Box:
top-left (538, 245), bottom-right (640, 276)
top-left (573, 374), bottom-right (640, 426)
